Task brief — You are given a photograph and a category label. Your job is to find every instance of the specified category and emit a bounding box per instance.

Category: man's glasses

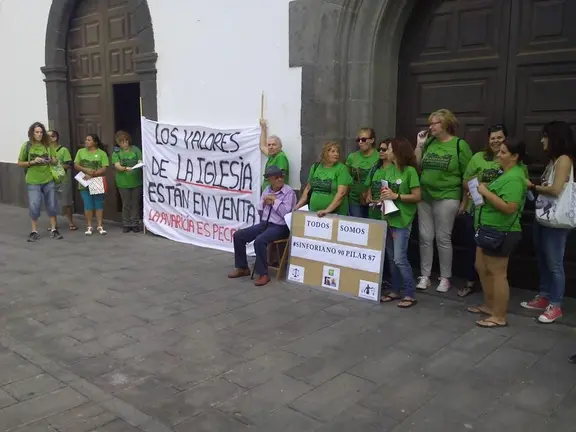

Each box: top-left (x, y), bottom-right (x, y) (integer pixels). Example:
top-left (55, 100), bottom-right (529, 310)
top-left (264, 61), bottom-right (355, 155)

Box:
top-left (356, 137), bottom-right (371, 143)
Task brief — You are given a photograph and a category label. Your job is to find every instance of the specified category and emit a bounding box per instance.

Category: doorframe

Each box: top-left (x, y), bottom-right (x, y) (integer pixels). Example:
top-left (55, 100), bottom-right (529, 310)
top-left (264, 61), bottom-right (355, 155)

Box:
top-left (41, 0), bottom-right (158, 152)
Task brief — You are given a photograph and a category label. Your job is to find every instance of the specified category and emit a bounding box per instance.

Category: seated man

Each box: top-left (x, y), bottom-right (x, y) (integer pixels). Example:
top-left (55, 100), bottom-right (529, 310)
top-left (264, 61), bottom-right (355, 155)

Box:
top-left (228, 165), bottom-right (296, 286)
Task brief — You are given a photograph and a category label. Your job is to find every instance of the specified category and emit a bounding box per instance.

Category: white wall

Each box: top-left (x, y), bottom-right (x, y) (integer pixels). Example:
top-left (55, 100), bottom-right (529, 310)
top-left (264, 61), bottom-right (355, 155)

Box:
top-left (0, 0), bottom-right (50, 163)
top-left (0, 0), bottom-right (302, 186)
top-left (148, 0), bottom-right (302, 186)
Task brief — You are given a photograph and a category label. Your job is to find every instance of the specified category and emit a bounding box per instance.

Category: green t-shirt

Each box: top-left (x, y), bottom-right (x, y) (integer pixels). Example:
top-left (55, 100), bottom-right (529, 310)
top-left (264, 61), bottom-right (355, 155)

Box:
top-left (346, 150), bottom-right (379, 204)
top-left (112, 146), bottom-right (143, 189)
top-left (308, 162), bottom-right (353, 215)
top-left (364, 164), bottom-right (388, 220)
top-left (55, 146), bottom-right (72, 184)
top-left (74, 148), bottom-right (110, 190)
top-left (474, 164), bottom-right (526, 232)
top-left (17, 142), bottom-right (57, 185)
top-left (420, 137), bottom-right (472, 201)
top-left (464, 151), bottom-right (529, 212)
top-left (262, 151), bottom-right (290, 191)
top-left (381, 164), bottom-right (420, 228)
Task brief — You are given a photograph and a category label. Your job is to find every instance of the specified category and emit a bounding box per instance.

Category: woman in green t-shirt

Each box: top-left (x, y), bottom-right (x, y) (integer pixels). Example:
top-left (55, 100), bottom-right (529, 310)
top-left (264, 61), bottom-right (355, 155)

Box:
top-left (259, 119), bottom-right (290, 191)
top-left (16, 122), bottom-right (62, 242)
top-left (365, 138), bottom-right (392, 219)
top-left (74, 134), bottom-right (110, 236)
top-left (346, 128), bottom-right (380, 218)
top-left (112, 131), bottom-right (143, 233)
top-left (414, 109), bottom-right (473, 293)
top-left (378, 137), bottom-right (421, 308)
top-left (295, 142), bottom-right (353, 216)
top-left (459, 124), bottom-right (509, 297)
top-left (469, 140), bottom-right (527, 328)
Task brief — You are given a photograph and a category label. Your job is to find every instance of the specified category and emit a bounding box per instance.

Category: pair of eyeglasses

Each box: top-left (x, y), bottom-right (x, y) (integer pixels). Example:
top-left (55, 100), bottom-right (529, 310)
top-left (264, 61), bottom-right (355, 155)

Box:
top-left (378, 147), bottom-right (387, 152)
top-left (356, 137), bottom-right (371, 143)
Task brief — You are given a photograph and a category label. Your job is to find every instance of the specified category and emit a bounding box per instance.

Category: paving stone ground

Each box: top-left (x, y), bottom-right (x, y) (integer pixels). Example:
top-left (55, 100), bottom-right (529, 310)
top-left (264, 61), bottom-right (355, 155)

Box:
top-left (1, 203), bottom-right (576, 431)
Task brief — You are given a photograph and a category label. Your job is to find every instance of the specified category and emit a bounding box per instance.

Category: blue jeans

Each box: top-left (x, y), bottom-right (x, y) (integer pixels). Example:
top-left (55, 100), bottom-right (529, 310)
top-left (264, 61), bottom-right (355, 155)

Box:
top-left (385, 226), bottom-right (415, 298)
top-left (534, 222), bottom-right (570, 306)
top-left (349, 204), bottom-right (369, 218)
top-left (233, 222), bottom-right (290, 276)
top-left (27, 182), bottom-right (58, 220)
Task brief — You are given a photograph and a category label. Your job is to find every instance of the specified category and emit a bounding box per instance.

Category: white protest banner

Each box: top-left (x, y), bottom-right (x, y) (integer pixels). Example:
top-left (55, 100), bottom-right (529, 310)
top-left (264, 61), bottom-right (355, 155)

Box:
top-left (142, 117), bottom-right (261, 253)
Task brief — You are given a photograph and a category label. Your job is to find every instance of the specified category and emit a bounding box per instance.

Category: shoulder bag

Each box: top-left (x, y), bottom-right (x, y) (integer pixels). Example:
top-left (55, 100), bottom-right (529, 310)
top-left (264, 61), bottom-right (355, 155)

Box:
top-left (474, 205), bottom-right (519, 253)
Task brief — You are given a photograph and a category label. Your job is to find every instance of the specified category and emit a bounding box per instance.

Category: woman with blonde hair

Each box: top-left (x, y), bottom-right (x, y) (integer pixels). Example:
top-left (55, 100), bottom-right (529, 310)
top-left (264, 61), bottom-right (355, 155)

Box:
top-left (415, 109), bottom-right (473, 292)
top-left (295, 142), bottom-right (353, 216)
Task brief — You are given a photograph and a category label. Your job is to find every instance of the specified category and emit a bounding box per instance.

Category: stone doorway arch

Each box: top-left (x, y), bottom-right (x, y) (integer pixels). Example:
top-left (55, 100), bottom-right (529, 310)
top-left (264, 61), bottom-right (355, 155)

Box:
top-left (41, 0), bottom-right (158, 153)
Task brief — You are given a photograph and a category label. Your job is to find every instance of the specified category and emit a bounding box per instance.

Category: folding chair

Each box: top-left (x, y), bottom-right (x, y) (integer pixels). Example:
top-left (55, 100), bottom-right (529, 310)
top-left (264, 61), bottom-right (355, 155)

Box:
top-left (251, 237), bottom-right (290, 281)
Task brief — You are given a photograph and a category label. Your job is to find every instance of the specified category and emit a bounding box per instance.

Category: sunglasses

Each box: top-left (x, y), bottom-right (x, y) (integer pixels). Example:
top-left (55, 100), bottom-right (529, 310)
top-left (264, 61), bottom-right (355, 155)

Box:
top-left (356, 137), bottom-right (371, 143)
top-left (378, 147), bottom-right (387, 152)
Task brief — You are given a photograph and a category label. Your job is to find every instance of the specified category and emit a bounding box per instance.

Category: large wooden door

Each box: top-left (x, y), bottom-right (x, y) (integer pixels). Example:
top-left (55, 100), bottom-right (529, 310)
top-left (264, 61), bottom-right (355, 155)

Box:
top-left (397, 0), bottom-right (576, 291)
top-left (67, 0), bottom-right (138, 219)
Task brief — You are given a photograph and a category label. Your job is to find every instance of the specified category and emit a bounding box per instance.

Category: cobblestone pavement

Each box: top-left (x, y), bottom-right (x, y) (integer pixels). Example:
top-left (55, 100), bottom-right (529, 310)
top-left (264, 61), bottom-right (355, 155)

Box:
top-left (1, 203), bottom-right (576, 431)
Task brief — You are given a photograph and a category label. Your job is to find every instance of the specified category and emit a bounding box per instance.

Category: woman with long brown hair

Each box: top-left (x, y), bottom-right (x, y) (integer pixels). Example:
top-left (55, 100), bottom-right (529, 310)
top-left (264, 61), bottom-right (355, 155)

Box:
top-left (295, 141), bottom-right (353, 216)
top-left (379, 137), bottom-right (421, 307)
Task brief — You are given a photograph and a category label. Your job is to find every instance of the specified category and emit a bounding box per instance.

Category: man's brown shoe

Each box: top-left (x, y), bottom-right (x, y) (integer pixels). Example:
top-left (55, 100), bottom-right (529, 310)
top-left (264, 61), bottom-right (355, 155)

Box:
top-left (254, 275), bottom-right (271, 286)
top-left (228, 268), bottom-right (251, 278)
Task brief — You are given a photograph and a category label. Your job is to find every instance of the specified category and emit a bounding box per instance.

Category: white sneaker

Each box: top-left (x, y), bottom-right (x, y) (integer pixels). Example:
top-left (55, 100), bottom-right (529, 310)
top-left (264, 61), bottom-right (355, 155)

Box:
top-left (416, 276), bottom-right (431, 290)
top-left (436, 277), bottom-right (451, 293)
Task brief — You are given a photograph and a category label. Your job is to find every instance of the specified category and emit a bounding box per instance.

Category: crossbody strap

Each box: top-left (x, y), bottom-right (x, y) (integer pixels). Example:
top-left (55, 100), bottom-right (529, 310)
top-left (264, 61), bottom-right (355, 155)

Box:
top-left (478, 203), bottom-right (520, 231)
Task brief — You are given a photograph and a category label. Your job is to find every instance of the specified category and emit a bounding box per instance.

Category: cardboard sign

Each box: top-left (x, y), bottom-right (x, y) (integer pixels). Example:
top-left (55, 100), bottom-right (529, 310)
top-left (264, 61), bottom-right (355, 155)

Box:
top-left (287, 211), bottom-right (387, 302)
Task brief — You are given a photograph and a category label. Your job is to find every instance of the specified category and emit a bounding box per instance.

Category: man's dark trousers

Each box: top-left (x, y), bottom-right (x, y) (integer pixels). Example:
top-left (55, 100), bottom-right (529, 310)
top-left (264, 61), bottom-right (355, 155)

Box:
top-left (233, 222), bottom-right (290, 275)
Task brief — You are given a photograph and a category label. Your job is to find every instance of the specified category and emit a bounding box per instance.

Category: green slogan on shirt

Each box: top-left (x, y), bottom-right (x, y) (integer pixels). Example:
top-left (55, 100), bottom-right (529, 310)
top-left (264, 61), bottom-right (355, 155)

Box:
top-left (422, 152), bottom-right (453, 171)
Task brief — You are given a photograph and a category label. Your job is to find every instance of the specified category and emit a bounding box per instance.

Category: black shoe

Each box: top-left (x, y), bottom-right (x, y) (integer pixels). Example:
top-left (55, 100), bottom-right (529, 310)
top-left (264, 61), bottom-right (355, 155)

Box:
top-left (123, 227), bottom-right (132, 233)
top-left (50, 229), bottom-right (63, 240)
top-left (27, 231), bottom-right (39, 242)
top-left (569, 354), bottom-right (576, 364)
top-left (132, 226), bottom-right (141, 233)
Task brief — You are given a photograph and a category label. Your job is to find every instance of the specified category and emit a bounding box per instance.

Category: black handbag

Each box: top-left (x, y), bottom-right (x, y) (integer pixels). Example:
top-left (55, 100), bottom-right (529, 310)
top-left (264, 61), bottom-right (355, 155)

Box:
top-left (474, 205), bottom-right (519, 253)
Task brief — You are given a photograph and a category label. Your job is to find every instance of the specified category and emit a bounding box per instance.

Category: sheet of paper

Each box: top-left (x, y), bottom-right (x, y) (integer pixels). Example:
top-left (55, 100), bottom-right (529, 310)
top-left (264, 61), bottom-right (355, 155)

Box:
top-left (131, 162), bottom-right (144, 169)
top-left (382, 200), bottom-right (399, 215)
top-left (74, 172), bottom-right (89, 187)
top-left (467, 178), bottom-right (484, 206)
top-left (284, 205), bottom-right (310, 230)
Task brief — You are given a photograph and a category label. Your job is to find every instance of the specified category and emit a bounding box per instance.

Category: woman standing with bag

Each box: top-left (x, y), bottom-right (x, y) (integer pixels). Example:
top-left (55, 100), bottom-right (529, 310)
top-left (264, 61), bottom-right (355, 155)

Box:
top-left (74, 134), bottom-right (110, 236)
top-left (468, 140), bottom-right (527, 328)
top-left (520, 121), bottom-right (576, 324)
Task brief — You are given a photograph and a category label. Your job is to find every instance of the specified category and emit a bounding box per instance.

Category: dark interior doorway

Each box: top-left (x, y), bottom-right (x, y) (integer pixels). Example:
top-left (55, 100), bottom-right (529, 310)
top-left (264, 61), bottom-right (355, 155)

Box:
top-left (112, 82), bottom-right (141, 212)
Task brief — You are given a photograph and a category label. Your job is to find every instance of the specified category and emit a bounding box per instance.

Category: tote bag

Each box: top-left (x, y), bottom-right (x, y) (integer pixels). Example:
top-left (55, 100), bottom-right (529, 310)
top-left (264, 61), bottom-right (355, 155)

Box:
top-left (535, 161), bottom-right (576, 229)
top-left (88, 176), bottom-right (107, 195)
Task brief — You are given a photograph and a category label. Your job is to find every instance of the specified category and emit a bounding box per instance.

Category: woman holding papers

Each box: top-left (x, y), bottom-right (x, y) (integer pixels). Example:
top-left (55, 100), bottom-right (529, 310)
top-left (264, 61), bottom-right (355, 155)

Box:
top-left (414, 109), bottom-right (473, 293)
top-left (74, 134), bottom-right (110, 236)
top-left (365, 138), bottom-right (392, 220)
top-left (295, 142), bottom-right (353, 216)
top-left (112, 131), bottom-right (143, 233)
top-left (468, 140), bottom-right (527, 328)
top-left (378, 137), bottom-right (421, 308)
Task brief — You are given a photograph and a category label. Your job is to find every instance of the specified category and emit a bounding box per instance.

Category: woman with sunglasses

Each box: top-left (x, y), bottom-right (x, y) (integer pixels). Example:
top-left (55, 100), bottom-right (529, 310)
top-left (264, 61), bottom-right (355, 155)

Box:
top-left (346, 128), bottom-right (379, 218)
top-left (365, 139), bottom-right (392, 220)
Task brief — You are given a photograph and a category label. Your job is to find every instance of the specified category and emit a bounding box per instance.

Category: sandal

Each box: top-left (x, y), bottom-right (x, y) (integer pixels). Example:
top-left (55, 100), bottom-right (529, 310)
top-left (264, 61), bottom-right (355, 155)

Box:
top-left (458, 284), bottom-right (475, 298)
top-left (398, 298), bottom-right (418, 308)
top-left (97, 226), bottom-right (107, 235)
top-left (476, 318), bottom-right (507, 328)
top-left (69, 224), bottom-right (78, 231)
top-left (380, 293), bottom-right (402, 303)
top-left (85, 227), bottom-right (93, 236)
top-left (467, 306), bottom-right (490, 315)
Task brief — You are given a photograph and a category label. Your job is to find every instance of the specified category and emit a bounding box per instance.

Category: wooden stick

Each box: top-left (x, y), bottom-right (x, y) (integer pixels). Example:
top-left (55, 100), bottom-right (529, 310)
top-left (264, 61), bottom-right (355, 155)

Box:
top-left (260, 91), bottom-right (264, 119)
top-left (139, 97), bottom-right (147, 235)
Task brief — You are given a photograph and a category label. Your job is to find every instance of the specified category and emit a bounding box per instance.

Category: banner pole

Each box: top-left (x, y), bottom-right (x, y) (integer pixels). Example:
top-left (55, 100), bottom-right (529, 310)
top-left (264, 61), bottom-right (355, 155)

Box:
top-left (139, 97), bottom-right (147, 235)
top-left (260, 91), bottom-right (264, 120)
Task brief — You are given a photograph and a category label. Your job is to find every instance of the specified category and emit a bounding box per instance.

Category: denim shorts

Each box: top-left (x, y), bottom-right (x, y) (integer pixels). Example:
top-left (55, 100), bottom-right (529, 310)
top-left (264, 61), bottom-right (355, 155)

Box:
top-left (80, 189), bottom-right (105, 211)
top-left (482, 231), bottom-right (522, 257)
top-left (27, 182), bottom-right (58, 220)
top-left (55, 181), bottom-right (72, 207)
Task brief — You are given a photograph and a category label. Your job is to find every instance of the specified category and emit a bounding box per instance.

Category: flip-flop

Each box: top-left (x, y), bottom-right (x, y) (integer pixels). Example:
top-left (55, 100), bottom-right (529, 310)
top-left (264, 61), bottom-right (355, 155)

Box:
top-left (458, 286), bottom-right (474, 297)
top-left (476, 318), bottom-right (508, 328)
top-left (398, 298), bottom-right (418, 308)
top-left (69, 225), bottom-right (78, 231)
top-left (467, 306), bottom-right (490, 315)
top-left (380, 294), bottom-right (402, 303)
